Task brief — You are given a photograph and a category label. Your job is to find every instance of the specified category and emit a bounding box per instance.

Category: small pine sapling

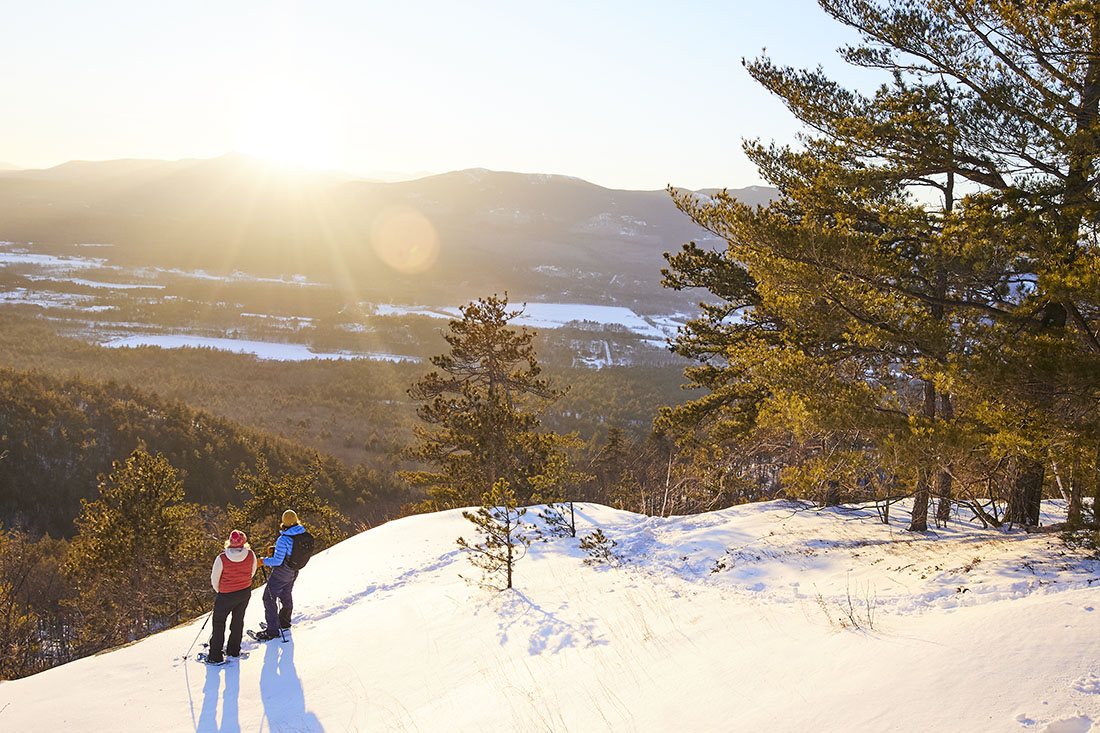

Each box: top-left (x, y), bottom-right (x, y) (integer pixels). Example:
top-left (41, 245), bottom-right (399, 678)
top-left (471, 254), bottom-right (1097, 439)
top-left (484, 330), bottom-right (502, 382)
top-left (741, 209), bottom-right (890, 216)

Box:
top-left (579, 528), bottom-right (622, 567)
top-left (536, 502), bottom-right (576, 540)
top-left (457, 479), bottom-right (529, 590)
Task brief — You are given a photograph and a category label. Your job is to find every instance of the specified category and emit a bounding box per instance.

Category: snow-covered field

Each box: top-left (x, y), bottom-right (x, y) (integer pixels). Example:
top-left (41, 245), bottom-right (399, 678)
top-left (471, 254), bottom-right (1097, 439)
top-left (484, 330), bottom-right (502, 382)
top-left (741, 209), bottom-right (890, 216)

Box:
top-left (374, 301), bottom-right (683, 339)
top-left (0, 247), bottom-right (109, 270)
top-left (3, 500), bottom-right (1097, 732)
top-left (100, 334), bottom-right (418, 363)
top-left (1, 241), bottom-right (687, 364)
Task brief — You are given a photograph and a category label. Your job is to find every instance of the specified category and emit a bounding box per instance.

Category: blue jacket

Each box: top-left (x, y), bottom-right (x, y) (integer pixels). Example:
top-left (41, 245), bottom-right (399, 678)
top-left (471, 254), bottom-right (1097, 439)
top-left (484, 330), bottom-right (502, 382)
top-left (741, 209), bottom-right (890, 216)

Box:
top-left (263, 523), bottom-right (306, 567)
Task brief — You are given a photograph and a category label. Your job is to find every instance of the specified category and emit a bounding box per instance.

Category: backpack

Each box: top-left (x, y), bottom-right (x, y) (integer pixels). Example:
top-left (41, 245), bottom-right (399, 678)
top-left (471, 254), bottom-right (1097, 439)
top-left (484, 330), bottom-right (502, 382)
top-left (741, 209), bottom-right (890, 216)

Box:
top-left (284, 531), bottom-right (315, 570)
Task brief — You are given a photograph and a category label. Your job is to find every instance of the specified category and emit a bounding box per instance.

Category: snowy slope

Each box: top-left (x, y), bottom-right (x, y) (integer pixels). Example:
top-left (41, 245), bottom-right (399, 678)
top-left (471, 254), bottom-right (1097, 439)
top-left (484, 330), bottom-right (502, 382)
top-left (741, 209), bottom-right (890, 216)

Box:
top-left (2, 501), bottom-right (1099, 732)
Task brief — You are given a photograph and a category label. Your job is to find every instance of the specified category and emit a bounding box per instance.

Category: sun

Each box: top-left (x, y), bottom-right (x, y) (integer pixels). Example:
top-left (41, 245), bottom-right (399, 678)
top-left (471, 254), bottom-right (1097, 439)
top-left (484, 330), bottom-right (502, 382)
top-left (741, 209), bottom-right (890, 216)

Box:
top-left (236, 85), bottom-right (340, 172)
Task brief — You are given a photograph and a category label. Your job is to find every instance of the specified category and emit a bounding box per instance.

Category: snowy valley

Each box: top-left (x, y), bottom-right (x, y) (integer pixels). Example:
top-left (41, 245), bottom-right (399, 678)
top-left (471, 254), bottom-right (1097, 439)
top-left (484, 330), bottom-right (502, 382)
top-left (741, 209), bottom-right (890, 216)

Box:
top-left (0, 239), bottom-right (689, 370)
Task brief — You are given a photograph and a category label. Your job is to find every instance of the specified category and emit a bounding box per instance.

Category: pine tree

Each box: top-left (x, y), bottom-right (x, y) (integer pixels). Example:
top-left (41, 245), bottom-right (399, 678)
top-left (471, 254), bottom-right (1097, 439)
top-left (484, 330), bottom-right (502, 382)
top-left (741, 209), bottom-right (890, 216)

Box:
top-left (811, 0), bottom-right (1100, 523)
top-left (662, 0), bottom-right (1100, 528)
top-left (0, 529), bottom-right (43, 678)
top-left (66, 449), bottom-right (214, 651)
top-left (401, 294), bottom-right (569, 510)
top-left (228, 454), bottom-right (347, 554)
top-left (456, 479), bottom-right (529, 590)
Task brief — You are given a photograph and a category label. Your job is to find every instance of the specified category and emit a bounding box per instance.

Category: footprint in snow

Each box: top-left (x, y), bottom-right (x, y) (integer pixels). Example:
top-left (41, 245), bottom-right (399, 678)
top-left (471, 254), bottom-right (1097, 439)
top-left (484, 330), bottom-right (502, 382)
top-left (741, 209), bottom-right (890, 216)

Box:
top-left (1073, 673), bottom-right (1100, 695)
top-left (1040, 715), bottom-right (1092, 733)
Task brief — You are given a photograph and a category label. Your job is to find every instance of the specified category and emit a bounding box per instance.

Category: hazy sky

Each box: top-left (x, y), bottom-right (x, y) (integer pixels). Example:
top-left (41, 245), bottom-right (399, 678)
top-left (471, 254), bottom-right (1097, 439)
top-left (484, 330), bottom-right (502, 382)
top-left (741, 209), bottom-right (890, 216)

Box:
top-left (2, 1), bottom-right (870, 190)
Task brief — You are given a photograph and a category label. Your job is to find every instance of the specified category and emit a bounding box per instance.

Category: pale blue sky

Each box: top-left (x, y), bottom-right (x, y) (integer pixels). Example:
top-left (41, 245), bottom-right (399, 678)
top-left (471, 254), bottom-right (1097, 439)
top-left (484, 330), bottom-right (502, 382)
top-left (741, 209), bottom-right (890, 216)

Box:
top-left (2, 0), bottom-right (870, 190)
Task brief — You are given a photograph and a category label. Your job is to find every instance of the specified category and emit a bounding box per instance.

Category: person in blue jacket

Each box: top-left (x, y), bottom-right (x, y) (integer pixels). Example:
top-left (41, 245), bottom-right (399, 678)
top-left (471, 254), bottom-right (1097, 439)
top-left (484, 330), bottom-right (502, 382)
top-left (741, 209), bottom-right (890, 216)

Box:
top-left (254, 509), bottom-right (306, 641)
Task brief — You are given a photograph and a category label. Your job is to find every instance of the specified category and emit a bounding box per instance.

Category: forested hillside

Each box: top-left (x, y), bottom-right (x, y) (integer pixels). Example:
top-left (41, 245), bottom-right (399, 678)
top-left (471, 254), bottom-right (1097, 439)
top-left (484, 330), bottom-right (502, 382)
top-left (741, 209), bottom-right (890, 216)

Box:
top-left (0, 368), bottom-right (402, 537)
top-left (0, 311), bottom-right (692, 534)
top-left (0, 312), bottom-right (686, 447)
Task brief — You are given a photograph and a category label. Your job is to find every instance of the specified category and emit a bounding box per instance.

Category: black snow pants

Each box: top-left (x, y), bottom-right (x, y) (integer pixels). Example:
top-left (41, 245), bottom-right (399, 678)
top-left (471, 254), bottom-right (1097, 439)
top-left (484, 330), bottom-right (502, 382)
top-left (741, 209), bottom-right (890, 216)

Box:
top-left (207, 587), bottom-right (251, 661)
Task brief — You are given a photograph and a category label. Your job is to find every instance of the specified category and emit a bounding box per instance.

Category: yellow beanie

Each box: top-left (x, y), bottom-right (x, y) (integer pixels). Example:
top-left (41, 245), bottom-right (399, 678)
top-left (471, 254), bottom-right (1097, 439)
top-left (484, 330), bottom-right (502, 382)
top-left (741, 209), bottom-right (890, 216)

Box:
top-left (281, 509), bottom-right (299, 526)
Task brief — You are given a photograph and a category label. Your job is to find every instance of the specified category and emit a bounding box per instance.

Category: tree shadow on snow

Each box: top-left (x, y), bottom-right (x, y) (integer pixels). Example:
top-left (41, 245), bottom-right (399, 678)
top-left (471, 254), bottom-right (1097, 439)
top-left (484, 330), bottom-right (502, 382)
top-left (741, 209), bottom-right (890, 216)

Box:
top-left (491, 589), bottom-right (608, 656)
top-left (260, 640), bottom-right (324, 732)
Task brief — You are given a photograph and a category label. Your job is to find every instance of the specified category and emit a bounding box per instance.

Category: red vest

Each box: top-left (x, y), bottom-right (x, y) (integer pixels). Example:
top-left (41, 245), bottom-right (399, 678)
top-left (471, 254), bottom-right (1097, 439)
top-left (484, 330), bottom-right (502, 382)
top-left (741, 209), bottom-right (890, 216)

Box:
top-left (218, 549), bottom-right (255, 593)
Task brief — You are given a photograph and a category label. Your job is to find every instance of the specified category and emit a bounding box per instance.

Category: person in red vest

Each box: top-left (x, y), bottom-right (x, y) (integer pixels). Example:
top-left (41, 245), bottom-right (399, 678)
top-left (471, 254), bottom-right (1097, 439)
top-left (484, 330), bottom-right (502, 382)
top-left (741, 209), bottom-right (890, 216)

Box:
top-left (205, 529), bottom-right (258, 663)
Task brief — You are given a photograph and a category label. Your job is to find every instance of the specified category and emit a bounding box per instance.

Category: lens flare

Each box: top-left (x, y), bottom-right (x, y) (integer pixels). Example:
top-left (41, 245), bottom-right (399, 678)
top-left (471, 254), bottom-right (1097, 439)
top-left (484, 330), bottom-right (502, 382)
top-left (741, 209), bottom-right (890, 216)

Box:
top-left (370, 205), bottom-right (440, 274)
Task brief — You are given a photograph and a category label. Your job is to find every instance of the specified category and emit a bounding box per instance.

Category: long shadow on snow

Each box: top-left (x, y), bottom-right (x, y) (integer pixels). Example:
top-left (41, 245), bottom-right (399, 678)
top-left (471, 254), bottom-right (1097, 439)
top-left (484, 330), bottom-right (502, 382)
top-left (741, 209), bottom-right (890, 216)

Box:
top-left (196, 661), bottom-right (241, 732)
top-left (489, 589), bottom-right (609, 656)
top-left (260, 639), bottom-right (324, 732)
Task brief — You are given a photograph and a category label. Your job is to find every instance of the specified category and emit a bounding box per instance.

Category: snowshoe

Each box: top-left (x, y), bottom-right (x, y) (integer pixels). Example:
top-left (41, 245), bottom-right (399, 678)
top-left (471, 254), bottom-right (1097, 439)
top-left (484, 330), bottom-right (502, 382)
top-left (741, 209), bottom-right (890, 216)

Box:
top-left (196, 652), bottom-right (227, 666)
top-left (247, 629), bottom-right (281, 642)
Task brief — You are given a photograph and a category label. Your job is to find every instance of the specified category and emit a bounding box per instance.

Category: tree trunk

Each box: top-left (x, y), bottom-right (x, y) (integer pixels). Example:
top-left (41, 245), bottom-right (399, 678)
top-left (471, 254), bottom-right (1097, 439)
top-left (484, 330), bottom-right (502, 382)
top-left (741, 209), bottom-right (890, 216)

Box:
top-left (1094, 475), bottom-right (1100, 526)
top-left (909, 379), bottom-right (936, 531)
top-left (506, 516), bottom-right (513, 590)
top-left (1006, 459), bottom-right (1044, 526)
top-left (909, 474), bottom-right (930, 532)
top-left (935, 394), bottom-right (955, 525)
top-left (1068, 471), bottom-right (1083, 529)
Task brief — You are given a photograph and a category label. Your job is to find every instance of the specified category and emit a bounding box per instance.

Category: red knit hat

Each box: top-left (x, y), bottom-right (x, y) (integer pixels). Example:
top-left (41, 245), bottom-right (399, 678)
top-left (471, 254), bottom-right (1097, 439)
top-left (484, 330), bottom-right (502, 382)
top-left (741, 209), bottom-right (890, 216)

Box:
top-left (227, 530), bottom-right (247, 548)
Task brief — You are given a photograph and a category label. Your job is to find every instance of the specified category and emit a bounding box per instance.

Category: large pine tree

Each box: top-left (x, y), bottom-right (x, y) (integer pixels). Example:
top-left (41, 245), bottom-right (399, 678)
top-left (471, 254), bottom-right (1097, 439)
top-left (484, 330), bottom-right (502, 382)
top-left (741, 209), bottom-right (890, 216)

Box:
top-left (662, 0), bottom-right (1100, 528)
top-left (401, 295), bottom-right (570, 510)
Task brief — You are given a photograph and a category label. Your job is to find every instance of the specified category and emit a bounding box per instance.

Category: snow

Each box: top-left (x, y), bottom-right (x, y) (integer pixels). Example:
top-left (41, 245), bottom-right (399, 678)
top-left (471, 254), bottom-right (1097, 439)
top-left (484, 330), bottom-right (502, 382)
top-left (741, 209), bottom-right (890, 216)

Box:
top-left (373, 302), bottom-right (685, 340)
top-left (3, 500), bottom-right (1097, 731)
top-left (647, 313), bottom-right (690, 334)
top-left (100, 334), bottom-right (418, 363)
top-left (239, 312), bottom-right (315, 323)
top-left (0, 288), bottom-right (98, 308)
top-left (0, 244), bottom-right (689, 348)
top-left (0, 250), bottom-right (108, 269)
top-left (373, 303), bottom-right (462, 320)
top-left (514, 303), bottom-right (667, 338)
top-left (488, 207), bottom-right (533, 223)
top-left (574, 213), bottom-right (653, 237)
top-left (134, 267), bottom-right (323, 287)
top-left (26, 276), bottom-right (164, 290)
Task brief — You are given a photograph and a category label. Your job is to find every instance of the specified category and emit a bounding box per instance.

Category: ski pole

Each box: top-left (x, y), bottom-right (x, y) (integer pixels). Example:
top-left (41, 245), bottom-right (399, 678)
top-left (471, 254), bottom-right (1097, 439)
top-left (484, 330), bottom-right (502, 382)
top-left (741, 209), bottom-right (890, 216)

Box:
top-left (182, 611), bottom-right (213, 660)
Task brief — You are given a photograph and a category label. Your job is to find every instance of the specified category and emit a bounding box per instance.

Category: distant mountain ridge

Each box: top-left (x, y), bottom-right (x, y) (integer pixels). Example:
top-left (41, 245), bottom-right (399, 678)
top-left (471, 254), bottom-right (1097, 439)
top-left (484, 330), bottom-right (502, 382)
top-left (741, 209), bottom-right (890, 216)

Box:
top-left (0, 155), bottom-right (774, 310)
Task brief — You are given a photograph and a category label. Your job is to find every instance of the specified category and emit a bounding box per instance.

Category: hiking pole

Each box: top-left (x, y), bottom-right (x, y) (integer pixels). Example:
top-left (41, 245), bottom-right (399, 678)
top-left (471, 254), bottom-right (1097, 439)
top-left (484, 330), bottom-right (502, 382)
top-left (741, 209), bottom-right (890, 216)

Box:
top-left (182, 611), bottom-right (213, 660)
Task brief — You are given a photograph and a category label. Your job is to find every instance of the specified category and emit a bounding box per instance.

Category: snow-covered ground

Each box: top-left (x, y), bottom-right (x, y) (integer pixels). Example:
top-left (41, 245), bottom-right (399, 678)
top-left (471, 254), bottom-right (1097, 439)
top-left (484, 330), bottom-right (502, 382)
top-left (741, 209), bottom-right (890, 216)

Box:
top-left (0, 249), bottom-right (109, 270)
top-left (374, 301), bottom-right (682, 340)
top-left (0, 242), bottom-right (689, 365)
top-left (100, 334), bottom-right (418, 363)
top-left (3, 500), bottom-right (1097, 731)
top-left (26, 275), bottom-right (165, 289)
top-left (0, 288), bottom-right (101, 308)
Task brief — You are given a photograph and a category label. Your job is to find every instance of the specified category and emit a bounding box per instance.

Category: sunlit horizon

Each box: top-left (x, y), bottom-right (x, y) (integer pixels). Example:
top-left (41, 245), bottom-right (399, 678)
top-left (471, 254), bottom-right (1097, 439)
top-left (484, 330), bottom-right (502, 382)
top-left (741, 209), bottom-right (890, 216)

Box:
top-left (0, 1), bottom-right (876, 192)
top-left (0, 149), bottom-right (789, 193)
